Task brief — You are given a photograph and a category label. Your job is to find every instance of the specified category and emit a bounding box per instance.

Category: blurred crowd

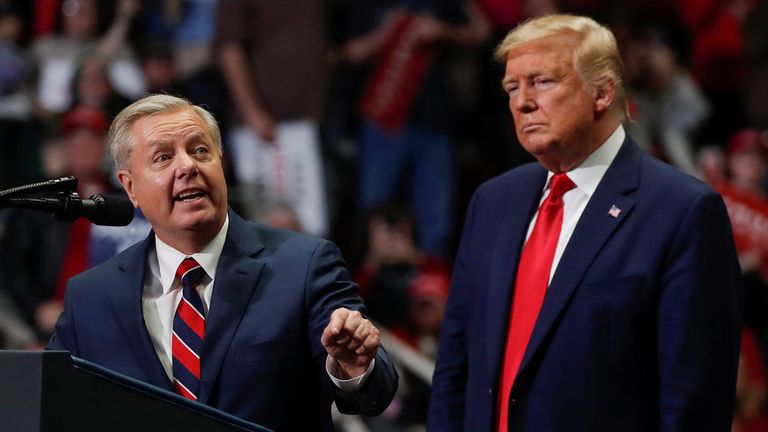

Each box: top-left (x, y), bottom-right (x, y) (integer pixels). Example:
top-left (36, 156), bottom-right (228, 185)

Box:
top-left (0, 0), bottom-right (767, 431)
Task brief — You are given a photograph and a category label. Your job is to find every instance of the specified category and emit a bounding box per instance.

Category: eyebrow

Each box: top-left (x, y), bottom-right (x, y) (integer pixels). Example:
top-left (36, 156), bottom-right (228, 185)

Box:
top-left (187, 132), bottom-right (208, 144)
top-left (146, 131), bottom-right (209, 149)
top-left (145, 139), bottom-right (170, 151)
top-left (501, 71), bottom-right (540, 89)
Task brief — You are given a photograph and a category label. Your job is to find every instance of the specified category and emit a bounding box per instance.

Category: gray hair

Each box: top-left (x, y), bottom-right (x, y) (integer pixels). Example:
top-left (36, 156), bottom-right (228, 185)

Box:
top-left (108, 94), bottom-right (222, 170)
top-left (494, 14), bottom-right (629, 122)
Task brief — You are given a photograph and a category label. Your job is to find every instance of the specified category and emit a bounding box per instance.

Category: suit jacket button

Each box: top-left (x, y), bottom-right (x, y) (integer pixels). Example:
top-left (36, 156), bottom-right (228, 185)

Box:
top-left (510, 398), bottom-right (518, 404)
top-left (488, 389), bottom-right (493, 396)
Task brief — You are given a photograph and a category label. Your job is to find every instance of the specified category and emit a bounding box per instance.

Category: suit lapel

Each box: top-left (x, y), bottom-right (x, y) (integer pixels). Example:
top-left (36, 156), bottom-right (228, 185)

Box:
top-left (107, 236), bottom-right (174, 391)
top-left (486, 166), bottom-right (548, 383)
top-left (516, 139), bottom-right (642, 381)
top-left (198, 211), bottom-right (265, 404)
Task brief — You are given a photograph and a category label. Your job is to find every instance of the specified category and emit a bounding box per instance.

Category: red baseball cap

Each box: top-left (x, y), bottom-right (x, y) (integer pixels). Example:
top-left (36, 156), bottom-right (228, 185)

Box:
top-left (728, 129), bottom-right (767, 157)
top-left (59, 107), bottom-right (109, 135)
top-left (409, 270), bottom-right (450, 301)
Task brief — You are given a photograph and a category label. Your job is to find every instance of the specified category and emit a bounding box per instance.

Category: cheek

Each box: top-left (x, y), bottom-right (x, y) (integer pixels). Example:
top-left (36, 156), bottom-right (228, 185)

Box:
top-left (135, 172), bottom-right (171, 202)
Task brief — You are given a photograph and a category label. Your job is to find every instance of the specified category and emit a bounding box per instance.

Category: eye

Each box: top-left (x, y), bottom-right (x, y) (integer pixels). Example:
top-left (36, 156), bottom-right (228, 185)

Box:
top-left (194, 145), bottom-right (209, 155)
top-left (506, 84), bottom-right (519, 95)
top-left (534, 77), bottom-right (555, 89)
top-left (153, 153), bottom-right (170, 163)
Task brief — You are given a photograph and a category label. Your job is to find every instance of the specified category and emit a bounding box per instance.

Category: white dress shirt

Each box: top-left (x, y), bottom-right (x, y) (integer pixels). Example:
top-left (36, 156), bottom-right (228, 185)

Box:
top-left (525, 125), bottom-right (626, 284)
top-left (141, 215), bottom-right (372, 391)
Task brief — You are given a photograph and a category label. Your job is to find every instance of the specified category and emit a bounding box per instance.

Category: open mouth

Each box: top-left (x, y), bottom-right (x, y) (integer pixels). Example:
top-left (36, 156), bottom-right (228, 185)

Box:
top-left (174, 190), bottom-right (207, 202)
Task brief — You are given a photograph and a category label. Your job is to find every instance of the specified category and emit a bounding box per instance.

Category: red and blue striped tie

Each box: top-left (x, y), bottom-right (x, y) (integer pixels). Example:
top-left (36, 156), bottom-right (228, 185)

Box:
top-left (172, 257), bottom-right (207, 401)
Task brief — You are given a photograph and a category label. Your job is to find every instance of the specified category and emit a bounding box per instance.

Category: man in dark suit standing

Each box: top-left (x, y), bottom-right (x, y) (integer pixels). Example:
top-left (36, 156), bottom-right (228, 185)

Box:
top-left (49, 94), bottom-right (398, 431)
top-left (428, 14), bottom-right (742, 432)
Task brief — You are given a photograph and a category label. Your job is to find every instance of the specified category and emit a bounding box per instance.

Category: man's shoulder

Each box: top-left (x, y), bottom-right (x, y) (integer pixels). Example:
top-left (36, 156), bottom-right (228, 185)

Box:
top-left (637, 153), bottom-right (716, 202)
top-left (67, 238), bottom-right (148, 291)
top-left (233, 215), bottom-right (329, 255)
top-left (476, 162), bottom-right (544, 197)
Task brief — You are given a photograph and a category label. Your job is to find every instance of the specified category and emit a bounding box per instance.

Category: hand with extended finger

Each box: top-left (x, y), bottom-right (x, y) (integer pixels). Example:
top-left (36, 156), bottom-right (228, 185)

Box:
top-left (321, 308), bottom-right (381, 379)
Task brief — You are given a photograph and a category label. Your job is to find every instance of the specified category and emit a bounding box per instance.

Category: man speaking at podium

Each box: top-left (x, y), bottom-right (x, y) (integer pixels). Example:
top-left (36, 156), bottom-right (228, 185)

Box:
top-left (49, 94), bottom-right (398, 430)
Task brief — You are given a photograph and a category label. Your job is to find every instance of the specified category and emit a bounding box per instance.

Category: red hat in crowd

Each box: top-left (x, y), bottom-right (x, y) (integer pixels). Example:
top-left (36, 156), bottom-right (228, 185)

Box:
top-left (59, 107), bottom-right (109, 135)
top-left (409, 270), bottom-right (450, 302)
top-left (728, 129), bottom-right (767, 158)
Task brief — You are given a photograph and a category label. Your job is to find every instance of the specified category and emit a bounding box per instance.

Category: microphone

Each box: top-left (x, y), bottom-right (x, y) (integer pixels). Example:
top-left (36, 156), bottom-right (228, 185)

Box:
top-left (5, 193), bottom-right (135, 226)
top-left (0, 176), bottom-right (77, 200)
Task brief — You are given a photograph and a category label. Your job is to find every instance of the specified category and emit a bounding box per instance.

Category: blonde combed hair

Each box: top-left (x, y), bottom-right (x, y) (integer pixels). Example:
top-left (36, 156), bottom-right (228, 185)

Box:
top-left (494, 14), bottom-right (629, 122)
top-left (108, 94), bottom-right (222, 170)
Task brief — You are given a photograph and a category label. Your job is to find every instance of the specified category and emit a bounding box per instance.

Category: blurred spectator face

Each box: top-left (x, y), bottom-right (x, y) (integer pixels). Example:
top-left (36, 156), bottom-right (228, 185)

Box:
top-left (409, 271), bottom-right (449, 336)
top-left (76, 56), bottom-right (111, 108)
top-left (728, 129), bottom-right (767, 190)
top-left (523, 0), bottom-right (559, 18)
top-left (0, 11), bottom-right (22, 42)
top-left (142, 53), bottom-right (176, 94)
top-left (625, 37), bottom-right (677, 94)
top-left (730, 152), bottom-right (766, 188)
top-left (41, 136), bottom-right (69, 178)
top-left (369, 216), bottom-right (415, 263)
top-left (67, 128), bottom-right (106, 178)
top-left (698, 146), bottom-right (726, 185)
top-left (644, 41), bottom-right (677, 93)
top-left (62, 0), bottom-right (98, 40)
top-left (60, 107), bottom-right (108, 180)
top-left (263, 203), bottom-right (303, 232)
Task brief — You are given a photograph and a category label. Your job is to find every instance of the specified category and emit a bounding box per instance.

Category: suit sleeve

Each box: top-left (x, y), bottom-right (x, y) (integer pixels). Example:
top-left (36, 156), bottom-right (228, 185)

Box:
top-left (304, 240), bottom-right (399, 415)
top-left (428, 192), bottom-right (479, 431)
top-left (657, 190), bottom-right (742, 431)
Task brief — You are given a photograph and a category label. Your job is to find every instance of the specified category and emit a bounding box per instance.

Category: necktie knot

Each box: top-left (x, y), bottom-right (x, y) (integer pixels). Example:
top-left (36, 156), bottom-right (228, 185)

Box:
top-left (175, 257), bottom-right (206, 289)
top-left (548, 173), bottom-right (575, 203)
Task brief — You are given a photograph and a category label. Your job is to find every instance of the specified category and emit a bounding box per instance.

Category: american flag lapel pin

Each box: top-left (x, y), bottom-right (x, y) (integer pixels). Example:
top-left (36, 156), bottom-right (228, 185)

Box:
top-left (608, 205), bottom-right (621, 218)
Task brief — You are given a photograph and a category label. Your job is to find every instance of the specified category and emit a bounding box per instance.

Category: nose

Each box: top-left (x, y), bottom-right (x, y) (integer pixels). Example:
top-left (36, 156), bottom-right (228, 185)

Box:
top-left (512, 84), bottom-right (536, 114)
top-left (174, 151), bottom-right (199, 179)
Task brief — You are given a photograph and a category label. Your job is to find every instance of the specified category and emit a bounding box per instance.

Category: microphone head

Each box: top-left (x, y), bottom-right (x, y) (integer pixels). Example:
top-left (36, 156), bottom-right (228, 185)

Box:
top-left (82, 195), bottom-right (135, 226)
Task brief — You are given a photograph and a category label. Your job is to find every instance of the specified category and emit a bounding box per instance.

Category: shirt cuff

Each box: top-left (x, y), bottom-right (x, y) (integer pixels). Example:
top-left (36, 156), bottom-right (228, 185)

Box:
top-left (325, 356), bottom-right (376, 392)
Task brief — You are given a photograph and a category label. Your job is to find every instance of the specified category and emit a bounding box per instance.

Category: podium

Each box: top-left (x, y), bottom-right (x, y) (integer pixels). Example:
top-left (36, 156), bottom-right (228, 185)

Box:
top-left (0, 351), bottom-right (272, 431)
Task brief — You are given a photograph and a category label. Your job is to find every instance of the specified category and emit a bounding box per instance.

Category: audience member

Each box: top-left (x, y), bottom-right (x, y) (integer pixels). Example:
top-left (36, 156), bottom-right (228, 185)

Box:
top-left (0, 106), bottom-right (150, 342)
top-left (679, 0), bottom-right (756, 146)
top-left (0, 1), bottom-right (33, 188)
top-left (355, 201), bottom-right (451, 431)
top-left (733, 328), bottom-right (768, 432)
top-left (69, 53), bottom-right (133, 118)
top-left (28, 0), bottom-right (143, 119)
top-left (709, 129), bottom-right (768, 380)
top-left (215, 0), bottom-right (330, 237)
top-left (341, 0), bottom-right (490, 258)
top-left (625, 32), bottom-right (708, 176)
top-left (743, 0), bottom-right (768, 130)
top-left (259, 201), bottom-right (304, 233)
top-left (714, 129), bottom-right (768, 282)
top-left (356, 202), bottom-right (451, 329)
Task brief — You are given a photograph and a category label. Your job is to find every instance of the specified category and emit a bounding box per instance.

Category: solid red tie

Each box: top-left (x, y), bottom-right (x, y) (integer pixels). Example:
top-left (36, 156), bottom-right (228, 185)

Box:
top-left (172, 257), bottom-right (207, 401)
top-left (497, 173), bottom-right (575, 431)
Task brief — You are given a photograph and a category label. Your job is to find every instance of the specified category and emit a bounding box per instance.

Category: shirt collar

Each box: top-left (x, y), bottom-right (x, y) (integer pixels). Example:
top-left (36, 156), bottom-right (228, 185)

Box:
top-left (545, 125), bottom-right (625, 197)
top-left (155, 215), bottom-right (229, 294)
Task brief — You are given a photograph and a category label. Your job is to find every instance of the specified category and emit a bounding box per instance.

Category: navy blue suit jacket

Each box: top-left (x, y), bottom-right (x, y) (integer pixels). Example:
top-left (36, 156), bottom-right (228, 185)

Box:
top-left (50, 210), bottom-right (398, 431)
top-left (428, 139), bottom-right (742, 431)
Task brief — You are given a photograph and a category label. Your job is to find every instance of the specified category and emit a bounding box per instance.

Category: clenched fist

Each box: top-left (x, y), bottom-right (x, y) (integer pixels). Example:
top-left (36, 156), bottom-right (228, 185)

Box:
top-left (321, 308), bottom-right (381, 379)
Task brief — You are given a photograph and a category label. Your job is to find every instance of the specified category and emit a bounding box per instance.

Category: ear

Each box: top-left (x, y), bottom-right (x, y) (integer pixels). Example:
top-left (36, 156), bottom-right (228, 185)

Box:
top-left (117, 170), bottom-right (139, 208)
top-left (594, 79), bottom-right (616, 114)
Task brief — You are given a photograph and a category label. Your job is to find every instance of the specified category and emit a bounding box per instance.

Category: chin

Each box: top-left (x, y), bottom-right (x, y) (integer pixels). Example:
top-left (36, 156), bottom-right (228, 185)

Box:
top-left (176, 209), bottom-right (219, 229)
top-left (522, 141), bottom-right (555, 159)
